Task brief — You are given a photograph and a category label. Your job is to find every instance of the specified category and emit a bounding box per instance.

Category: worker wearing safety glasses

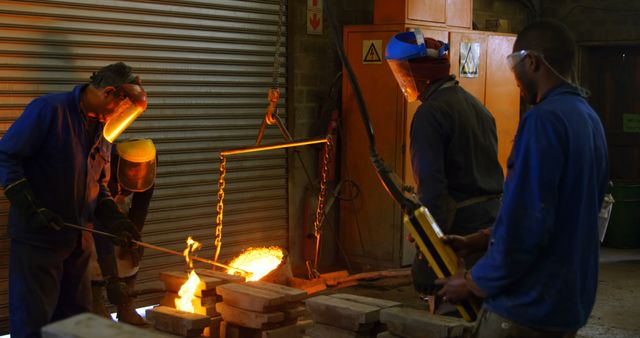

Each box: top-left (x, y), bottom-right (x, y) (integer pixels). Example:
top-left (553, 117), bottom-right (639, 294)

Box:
top-left (385, 30), bottom-right (504, 311)
top-left (0, 62), bottom-right (147, 338)
top-left (90, 138), bottom-right (157, 326)
top-left (436, 20), bottom-right (609, 338)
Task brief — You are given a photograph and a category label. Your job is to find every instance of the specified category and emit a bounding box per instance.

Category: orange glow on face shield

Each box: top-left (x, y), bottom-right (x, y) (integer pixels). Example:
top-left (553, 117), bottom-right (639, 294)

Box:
top-left (387, 59), bottom-right (419, 102)
top-left (103, 83), bottom-right (147, 143)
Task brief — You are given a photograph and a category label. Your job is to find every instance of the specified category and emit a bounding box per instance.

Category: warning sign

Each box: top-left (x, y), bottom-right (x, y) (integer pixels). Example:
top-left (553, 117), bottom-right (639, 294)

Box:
top-left (362, 40), bottom-right (382, 64)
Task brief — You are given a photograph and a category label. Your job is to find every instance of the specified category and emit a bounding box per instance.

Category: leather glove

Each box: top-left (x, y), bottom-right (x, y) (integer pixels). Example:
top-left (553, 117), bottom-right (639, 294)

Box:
top-left (105, 279), bottom-right (130, 305)
top-left (4, 179), bottom-right (64, 231)
top-left (94, 198), bottom-right (141, 247)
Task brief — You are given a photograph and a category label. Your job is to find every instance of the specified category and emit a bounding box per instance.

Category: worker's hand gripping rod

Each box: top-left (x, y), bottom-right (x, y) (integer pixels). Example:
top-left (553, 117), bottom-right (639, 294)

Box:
top-left (62, 222), bottom-right (249, 275)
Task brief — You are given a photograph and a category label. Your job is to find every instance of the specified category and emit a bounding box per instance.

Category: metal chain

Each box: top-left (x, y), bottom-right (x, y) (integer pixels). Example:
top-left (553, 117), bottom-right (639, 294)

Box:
top-left (313, 137), bottom-right (332, 236)
top-left (213, 153), bottom-right (227, 267)
top-left (271, 0), bottom-right (285, 89)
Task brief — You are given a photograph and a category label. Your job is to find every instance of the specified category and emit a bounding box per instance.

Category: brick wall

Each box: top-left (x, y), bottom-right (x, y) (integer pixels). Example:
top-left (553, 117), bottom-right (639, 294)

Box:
top-left (288, 0), bottom-right (373, 272)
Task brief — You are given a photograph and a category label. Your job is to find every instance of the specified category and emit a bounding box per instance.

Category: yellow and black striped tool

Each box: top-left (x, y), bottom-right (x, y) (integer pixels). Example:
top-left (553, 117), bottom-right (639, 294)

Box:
top-left (404, 206), bottom-right (481, 321)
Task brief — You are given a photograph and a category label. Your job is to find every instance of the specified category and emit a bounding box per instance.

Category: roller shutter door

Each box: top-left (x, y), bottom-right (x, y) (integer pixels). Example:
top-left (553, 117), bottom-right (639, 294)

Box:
top-left (0, 0), bottom-right (287, 333)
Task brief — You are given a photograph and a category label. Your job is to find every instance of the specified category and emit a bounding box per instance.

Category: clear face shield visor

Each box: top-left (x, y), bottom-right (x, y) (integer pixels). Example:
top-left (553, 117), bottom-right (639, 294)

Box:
top-left (387, 60), bottom-right (420, 102)
top-left (117, 157), bottom-right (156, 192)
top-left (116, 139), bottom-right (156, 192)
top-left (103, 83), bottom-right (148, 143)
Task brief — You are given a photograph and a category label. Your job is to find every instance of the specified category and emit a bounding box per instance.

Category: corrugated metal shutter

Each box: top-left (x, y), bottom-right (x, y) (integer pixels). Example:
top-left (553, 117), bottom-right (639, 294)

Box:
top-left (0, 0), bottom-right (287, 333)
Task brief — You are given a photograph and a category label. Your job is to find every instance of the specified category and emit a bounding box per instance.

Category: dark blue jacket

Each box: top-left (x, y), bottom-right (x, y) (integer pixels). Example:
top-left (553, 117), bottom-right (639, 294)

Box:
top-left (411, 76), bottom-right (504, 230)
top-left (0, 85), bottom-right (112, 248)
top-left (471, 84), bottom-right (609, 331)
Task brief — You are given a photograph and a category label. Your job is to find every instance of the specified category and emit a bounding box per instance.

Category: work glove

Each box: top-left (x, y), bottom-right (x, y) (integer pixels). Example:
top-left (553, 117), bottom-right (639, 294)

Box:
top-left (94, 198), bottom-right (141, 247)
top-left (4, 179), bottom-right (64, 231)
top-left (105, 278), bottom-right (130, 306)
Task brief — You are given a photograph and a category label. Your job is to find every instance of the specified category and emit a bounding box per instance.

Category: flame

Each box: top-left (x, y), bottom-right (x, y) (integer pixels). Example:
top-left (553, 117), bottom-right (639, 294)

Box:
top-left (226, 246), bottom-right (284, 281)
top-left (175, 270), bottom-right (201, 313)
top-left (183, 236), bottom-right (202, 268)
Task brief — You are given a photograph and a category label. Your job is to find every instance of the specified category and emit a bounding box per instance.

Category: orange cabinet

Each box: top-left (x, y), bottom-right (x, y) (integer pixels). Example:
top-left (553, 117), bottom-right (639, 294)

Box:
top-left (339, 24), bottom-right (519, 270)
top-left (374, 0), bottom-right (472, 29)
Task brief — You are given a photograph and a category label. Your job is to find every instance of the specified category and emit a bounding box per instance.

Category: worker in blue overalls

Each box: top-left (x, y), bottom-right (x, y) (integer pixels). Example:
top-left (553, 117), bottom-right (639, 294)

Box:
top-left (436, 20), bottom-right (609, 338)
top-left (90, 139), bottom-right (156, 326)
top-left (0, 62), bottom-right (147, 338)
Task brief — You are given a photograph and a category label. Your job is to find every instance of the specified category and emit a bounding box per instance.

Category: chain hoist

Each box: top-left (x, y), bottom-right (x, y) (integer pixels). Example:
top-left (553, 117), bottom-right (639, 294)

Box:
top-left (213, 153), bottom-right (227, 268)
top-left (312, 137), bottom-right (332, 272)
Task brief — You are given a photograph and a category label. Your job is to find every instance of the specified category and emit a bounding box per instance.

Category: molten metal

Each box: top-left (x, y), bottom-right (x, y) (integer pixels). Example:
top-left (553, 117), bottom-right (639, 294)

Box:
top-left (226, 246), bottom-right (284, 281)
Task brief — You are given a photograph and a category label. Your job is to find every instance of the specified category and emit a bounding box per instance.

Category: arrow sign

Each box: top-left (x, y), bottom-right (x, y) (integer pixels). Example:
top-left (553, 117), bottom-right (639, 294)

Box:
top-left (307, 0), bottom-right (323, 35)
top-left (310, 13), bottom-right (320, 30)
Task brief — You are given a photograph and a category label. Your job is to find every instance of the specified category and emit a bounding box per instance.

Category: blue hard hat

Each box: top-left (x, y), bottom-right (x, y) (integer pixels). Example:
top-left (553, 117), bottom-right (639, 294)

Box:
top-left (385, 31), bottom-right (427, 61)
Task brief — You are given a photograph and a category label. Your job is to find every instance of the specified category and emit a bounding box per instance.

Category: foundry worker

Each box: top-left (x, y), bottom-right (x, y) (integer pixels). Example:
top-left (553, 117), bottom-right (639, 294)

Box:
top-left (0, 62), bottom-right (146, 338)
top-left (435, 20), bottom-right (609, 338)
top-left (91, 138), bottom-right (156, 326)
top-left (385, 29), bottom-right (504, 308)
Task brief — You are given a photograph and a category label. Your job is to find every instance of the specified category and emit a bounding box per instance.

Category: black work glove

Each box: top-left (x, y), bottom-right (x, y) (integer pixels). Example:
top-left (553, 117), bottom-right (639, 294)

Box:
top-left (4, 179), bottom-right (64, 231)
top-left (94, 198), bottom-right (141, 247)
top-left (105, 278), bottom-right (130, 306)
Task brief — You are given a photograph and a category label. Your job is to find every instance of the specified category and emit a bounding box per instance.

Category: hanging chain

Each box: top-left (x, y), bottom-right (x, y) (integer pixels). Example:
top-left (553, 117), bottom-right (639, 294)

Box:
top-left (213, 153), bottom-right (227, 267)
top-left (271, 0), bottom-right (285, 89)
top-left (313, 137), bottom-right (332, 237)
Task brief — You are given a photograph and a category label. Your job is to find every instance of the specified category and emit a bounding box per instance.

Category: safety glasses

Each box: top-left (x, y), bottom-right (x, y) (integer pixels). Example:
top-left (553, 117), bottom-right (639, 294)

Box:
top-left (506, 50), bottom-right (536, 69)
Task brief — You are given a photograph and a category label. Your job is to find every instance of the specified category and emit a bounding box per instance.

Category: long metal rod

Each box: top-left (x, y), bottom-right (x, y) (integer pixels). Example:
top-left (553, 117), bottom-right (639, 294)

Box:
top-left (221, 137), bottom-right (328, 156)
top-left (62, 222), bottom-right (248, 274)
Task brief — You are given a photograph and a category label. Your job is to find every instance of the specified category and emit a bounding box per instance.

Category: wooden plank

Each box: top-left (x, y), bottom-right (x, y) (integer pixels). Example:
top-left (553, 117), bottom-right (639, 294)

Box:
top-left (216, 283), bottom-right (287, 312)
top-left (262, 320), bottom-right (312, 338)
top-left (216, 303), bottom-right (284, 329)
top-left (247, 281), bottom-right (308, 302)
top-left (161, 292), bottom-right (219, 316)
top-left (379, 307), bottom-right (472, 338)
top-left (146, 306), bottom-right (211, 337)
top-left (306, 323), bottom-right (372, 338)
top-left (196, 268), bottom-right (246, 283)
top-left (305, 295), bottom-right (379, 331)
top-left (41, 313), bottom-right (175, 338)
top-left (329, 294), bottom-right (401, 309)
top-left (202, 316), bottom-right (222, 338)
top-left (160, 271), bottom-right (225, 297)
top-left (288, 277), bottom-right (327, 295)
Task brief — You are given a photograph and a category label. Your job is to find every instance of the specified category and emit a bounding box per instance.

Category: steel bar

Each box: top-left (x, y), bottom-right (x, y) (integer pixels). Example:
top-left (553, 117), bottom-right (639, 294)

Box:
top-left (62, 222), bottom-right (249, 275)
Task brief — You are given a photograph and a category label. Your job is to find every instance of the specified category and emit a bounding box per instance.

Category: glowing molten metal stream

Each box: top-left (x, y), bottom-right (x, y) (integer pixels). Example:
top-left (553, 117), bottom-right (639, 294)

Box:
top-left (226, 246), bottom-right (284, 281)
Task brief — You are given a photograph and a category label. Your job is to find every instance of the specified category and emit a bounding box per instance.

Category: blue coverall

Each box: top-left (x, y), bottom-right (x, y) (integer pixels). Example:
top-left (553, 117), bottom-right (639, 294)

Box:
top-left (471, 84), bottom-right (609, 332)
top-left (0, 85), bottom-right (112, 338)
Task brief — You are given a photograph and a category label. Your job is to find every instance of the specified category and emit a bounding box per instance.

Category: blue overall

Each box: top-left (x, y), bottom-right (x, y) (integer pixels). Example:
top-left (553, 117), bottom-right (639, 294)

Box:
top-left (0, 85), bottom-right (112, 338)
top-left (471, 84), bottom-right (609, 332)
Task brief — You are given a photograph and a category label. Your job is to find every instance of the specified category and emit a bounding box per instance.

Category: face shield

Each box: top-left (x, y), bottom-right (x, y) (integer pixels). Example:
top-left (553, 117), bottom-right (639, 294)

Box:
top-left (385, 30), bottom-right (450, 102)
top-left (103, 83), bottom-right (148, 143)
top-left (116, 139), bottom-right (157, 192)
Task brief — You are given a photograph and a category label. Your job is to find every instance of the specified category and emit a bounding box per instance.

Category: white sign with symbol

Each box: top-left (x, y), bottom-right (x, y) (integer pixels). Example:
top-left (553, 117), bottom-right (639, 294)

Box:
top-left (362, 40), bottom-right (382, 64)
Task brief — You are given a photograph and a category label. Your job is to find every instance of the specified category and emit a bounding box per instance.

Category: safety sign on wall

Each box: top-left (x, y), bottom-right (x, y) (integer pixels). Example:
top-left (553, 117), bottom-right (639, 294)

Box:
top-left (362, 40), bottom-right (382, 64)
top-left (460, 42), bottom-right (480, 78)
top-left (307, 0), bottom-right (322, 35)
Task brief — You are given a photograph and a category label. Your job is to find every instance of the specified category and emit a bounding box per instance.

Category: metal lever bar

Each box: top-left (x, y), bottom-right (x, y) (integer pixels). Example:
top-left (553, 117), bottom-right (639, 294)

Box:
top-left (62, 222), bottom-right (249, 275)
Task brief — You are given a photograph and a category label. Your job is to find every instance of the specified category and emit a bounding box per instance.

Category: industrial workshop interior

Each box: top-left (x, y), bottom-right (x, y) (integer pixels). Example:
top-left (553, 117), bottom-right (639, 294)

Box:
top-left (0, 0), bottom-right (638, 337)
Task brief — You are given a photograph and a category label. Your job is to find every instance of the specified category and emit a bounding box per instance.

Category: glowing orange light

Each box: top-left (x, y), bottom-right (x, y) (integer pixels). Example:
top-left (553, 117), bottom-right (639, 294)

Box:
top-left (226, 246), bottom-right (284, 281)
top-left (175, 270), bottom-right (201, 313)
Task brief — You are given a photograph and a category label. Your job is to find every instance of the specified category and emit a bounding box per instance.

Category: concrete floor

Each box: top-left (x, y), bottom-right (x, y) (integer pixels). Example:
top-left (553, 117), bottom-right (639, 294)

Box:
top-left (326, 247), bottom-right (640, 338)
